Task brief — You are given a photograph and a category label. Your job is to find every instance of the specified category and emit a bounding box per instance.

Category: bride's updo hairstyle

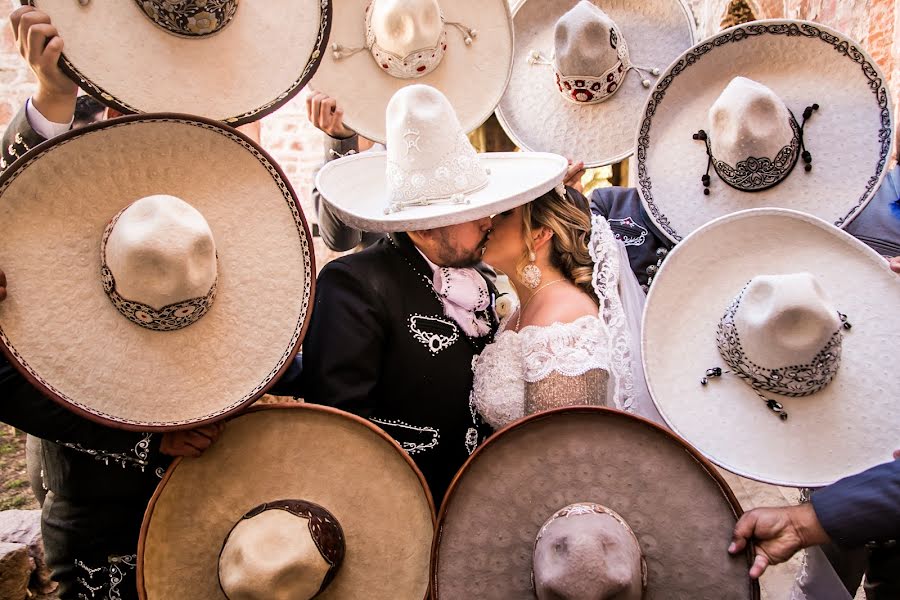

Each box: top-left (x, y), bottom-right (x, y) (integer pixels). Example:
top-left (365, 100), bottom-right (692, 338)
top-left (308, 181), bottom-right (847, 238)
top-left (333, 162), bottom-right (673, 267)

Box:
top-left (520, 188), bottom-right (599, 305)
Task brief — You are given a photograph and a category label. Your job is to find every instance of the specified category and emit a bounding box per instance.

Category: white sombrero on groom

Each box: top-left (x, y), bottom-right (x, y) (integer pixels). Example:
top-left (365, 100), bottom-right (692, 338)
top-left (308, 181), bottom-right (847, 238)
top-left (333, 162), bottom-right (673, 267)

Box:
top-left (28, 0), bottom-right (330, 124)
top-left (496, 0), bottom-right (695, 167)
top-left (637, 20), bottom-right (894, 242)
top-left (643, 208), bottom-right (900, 488)
top-left (310, 0), bottom-right (514, 143)
top-left (0, 115), bottom-right (314, 430)
top-left (316, 84), bottom-right (568, 233)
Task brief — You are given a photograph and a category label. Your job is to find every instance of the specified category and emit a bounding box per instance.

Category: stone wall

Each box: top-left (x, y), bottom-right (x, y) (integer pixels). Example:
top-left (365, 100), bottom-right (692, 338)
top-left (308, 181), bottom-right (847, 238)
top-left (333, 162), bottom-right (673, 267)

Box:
top-left (2, 0), bottom-right (899, 270)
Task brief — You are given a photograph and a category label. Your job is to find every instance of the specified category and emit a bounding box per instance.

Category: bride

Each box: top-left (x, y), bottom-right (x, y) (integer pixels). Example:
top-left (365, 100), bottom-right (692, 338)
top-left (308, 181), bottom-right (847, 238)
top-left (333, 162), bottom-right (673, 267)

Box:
top-left (472, 183), bottom-right (659, 429)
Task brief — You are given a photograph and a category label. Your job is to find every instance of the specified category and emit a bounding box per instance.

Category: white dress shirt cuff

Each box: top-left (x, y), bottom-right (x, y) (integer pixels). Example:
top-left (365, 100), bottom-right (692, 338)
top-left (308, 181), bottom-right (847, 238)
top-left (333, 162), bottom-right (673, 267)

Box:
top-left (26, 97), bottom-right (74, 140)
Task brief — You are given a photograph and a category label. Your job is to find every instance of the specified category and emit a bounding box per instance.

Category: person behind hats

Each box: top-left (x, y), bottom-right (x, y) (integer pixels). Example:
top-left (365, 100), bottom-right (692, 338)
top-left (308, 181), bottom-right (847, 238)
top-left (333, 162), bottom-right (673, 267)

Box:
top-left (728, 453), bottom-right (900, 598)
top-left (0, 10), bottom-right (228, 599)
top-left (0, 268), bottom-right (224, 599)
top-left (306, 91), bottom-right (385, 252)
top-left (471, 185), bottom-right (661, 430)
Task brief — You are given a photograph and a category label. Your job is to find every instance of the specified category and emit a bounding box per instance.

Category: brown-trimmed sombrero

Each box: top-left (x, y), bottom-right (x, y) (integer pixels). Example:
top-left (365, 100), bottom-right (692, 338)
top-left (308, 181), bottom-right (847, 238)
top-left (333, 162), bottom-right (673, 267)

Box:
top-left (28, 0), bottom-right (331, 125)
top-left (0, 114), bottom-right (314, 430)
top-left (432, 407), bottom-right (760, 599)
top-left (138, 404), bottom-right (435, 599)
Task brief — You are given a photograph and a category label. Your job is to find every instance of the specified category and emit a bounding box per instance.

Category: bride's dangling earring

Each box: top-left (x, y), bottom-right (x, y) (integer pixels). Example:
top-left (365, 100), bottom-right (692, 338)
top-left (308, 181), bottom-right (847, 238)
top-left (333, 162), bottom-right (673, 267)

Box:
top-left (521, 252), bottom-right (542, 289)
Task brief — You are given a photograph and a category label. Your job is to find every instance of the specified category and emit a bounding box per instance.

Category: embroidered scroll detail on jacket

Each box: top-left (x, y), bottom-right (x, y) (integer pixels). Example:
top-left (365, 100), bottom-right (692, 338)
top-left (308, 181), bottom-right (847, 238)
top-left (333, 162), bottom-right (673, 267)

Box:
top-left (408, 314), bottom-right (459, 355)
top-left (369, 417), bottom-right (440, 455)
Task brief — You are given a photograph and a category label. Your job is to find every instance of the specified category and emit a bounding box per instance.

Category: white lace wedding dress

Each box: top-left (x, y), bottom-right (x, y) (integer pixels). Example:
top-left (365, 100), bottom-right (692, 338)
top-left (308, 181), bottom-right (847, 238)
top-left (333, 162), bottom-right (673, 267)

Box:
top-left (472, 215), bottom-right (661, 430)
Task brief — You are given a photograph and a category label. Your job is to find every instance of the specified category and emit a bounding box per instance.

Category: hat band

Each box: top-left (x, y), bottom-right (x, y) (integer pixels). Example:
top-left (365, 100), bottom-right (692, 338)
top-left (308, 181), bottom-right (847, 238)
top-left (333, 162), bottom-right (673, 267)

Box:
top-left (331, 2), bottom-right (477, 80)
top-left (99, 207), bottom-right (218, 332)
top-left (701, 283), bottom-right (850, 420)
top-left (695, 105), bottom-right (819, 194)
top-left (133, 0), bottom-right (238, 38)
top-left (529, 24), bottom-right (659, 105)
top-left (384, 130), bottom-right (490, 213)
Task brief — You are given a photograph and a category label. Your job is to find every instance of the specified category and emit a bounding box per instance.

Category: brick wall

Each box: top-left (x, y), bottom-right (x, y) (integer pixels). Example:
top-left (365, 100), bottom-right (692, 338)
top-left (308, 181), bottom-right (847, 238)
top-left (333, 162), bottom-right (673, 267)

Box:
top-left (2, 0), bottom-right (899, 271)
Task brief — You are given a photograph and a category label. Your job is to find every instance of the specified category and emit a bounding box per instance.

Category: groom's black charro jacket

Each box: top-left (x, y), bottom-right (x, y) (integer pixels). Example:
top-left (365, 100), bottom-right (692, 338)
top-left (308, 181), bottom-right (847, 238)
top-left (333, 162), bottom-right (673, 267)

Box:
top-left (299, 232), bottom-right (498, 503)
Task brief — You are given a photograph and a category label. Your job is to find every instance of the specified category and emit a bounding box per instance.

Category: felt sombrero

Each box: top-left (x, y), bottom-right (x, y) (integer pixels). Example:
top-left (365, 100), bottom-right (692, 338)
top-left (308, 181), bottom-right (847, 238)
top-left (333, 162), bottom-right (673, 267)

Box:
top-left (308, 0), bottom-right (514, 143)
top-left (495, 0), bottom-right (695, 167)
top-left (636, 19), bottom-right (895, 243)
top-left (0, 114), bottom-right (314, 430)
top-left (643, 208), bottom-right (900, 488)
top-left (316, 84), bottom-right (568, 233)
top-left (27, 0), bottom-right (331, 125)
top-left (138, 404), bottom-right (435, 599)
top-left (432, 407), bottom-right (759, 599)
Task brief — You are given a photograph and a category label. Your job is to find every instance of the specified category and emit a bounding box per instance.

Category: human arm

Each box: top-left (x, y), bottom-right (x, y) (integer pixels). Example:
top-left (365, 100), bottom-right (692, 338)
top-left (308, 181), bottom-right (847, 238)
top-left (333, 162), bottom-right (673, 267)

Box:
top-left (298, 260), bottom-right (385, 415)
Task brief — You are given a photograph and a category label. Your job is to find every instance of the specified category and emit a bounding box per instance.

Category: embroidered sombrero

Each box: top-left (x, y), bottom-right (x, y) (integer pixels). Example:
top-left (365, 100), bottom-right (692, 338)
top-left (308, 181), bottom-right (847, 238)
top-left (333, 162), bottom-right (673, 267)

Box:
top-left (0, 114), bottom-right (314, 430)
top-left (432, 407), bottom-right (759, 598)
top-left (138, 404), bottom-right (435, 599)
top-left (636, 19), bottom-right (895, 243)
top-left (317, 84), bottom-right (568, 232)
top-left (308, 0), bottom-right (514, 143)
top-left (643, 208), bottom-right (900, 487)
top-left (27, 0), bottom-right (331, 125)
top-left (495, 0), bottom-right (695, 167)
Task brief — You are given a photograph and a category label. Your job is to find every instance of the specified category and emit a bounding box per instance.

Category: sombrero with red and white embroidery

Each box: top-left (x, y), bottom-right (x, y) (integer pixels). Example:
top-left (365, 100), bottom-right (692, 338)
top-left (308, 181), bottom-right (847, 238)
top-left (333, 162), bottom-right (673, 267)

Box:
top-left (0, 114), bottom-right (314, 430)
top-left (27, 0), bottom-right (330, 125)
top-left (495, 0), bottom-right (695, 167)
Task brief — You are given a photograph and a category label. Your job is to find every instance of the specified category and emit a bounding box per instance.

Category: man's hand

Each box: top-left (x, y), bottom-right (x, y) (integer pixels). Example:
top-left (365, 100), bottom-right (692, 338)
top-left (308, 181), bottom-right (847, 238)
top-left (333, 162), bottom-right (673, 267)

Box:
top-left (159, 422), bottom-right (225, 458)
top-left (728, 503), bottom-right (830, 579)
top-left (306, 91), bottom-right (355, 140)
top-left (889, 256), bottom-right (899, 275)
top-left (0, 269), bottom-right (6, 302)
top-left (10, 6), bottom-right (77, 123)
top-left (564, 159), bottom-right (585, 194)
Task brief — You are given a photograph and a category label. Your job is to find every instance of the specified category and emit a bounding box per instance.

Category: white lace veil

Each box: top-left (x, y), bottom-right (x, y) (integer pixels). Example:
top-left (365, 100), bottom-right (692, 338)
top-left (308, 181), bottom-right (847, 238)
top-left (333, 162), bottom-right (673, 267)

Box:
top-left (589, 214), bottom-right (662, 422)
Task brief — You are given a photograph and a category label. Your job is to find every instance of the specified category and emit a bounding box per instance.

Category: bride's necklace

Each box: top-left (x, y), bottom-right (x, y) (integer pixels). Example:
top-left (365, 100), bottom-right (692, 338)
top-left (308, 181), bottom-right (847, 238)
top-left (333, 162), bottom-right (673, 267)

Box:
top-left (515, 278), bottom-right (567, 332)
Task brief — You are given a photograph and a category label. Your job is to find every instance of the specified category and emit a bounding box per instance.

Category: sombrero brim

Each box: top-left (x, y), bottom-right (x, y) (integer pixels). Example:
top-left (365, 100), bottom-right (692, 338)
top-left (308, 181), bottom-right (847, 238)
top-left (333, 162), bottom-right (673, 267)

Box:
top-left (643, 208), bottom-right (900, 487)
top-left (495, 0), bottom-right (695, 167)
top-left (0, 114), bottom-right (314, 430)
top-left (30, 0), bottom-right (330, 125)
top-left (138, 404), bottom-right (435, 599)
top-left (315, 151), bottom-right (569, 232)
top-left (432, 407), bottom-right (759, 599)
top-left (636, 19), bottom-right (894, 243)
top-left (309, 0), bottom-right (513, 143)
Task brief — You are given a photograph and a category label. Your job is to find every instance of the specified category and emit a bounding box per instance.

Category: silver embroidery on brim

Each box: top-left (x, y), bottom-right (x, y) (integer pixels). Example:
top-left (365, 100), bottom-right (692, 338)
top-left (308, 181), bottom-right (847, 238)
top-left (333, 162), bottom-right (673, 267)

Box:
top-left (100, 207), bottom-right (217, 332)
top-left (716, 286), bottom-right (844, 397)
top-left (134, 0), bottom-right (238, 38)
top-left (370, 417), bottom-right (440, 455)
top-left (409, 314), bottom-right (459, 355)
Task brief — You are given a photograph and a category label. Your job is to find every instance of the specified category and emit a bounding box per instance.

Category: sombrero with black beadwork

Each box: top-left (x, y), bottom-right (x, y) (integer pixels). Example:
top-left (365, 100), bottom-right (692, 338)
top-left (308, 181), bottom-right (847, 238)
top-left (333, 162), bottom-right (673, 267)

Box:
top-left (636, 19), bottom-right (894, 243)
top-left (138, 404), bottom-right (435, 599)
top-left (27, 0), bottom-right (331, 125)
top-left (0, 114), bottom-right (314, 430)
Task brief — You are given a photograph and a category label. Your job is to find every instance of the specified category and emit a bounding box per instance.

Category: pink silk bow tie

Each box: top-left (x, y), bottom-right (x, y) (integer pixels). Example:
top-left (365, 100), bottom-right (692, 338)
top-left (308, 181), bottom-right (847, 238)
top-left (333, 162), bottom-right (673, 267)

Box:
top-left (432, 265), bottom-right (492, 337)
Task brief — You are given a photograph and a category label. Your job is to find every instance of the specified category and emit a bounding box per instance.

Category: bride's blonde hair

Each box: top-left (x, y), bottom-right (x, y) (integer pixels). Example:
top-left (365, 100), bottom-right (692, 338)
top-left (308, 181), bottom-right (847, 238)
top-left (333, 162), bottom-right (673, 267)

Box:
top-left (520, 189), bottom-right (599, 305)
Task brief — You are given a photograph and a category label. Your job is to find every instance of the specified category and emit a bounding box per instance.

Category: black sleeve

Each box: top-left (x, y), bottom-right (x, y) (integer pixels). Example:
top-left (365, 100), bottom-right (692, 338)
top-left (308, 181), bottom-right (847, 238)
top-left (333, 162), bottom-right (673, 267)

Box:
top-left (1, 102), bottom-right (50, 174)
top-left (0, 355), bottom-right (163, 460)
top-left (298, 260), bottom-right (385, 416)
top-left (589, 187), bottom-right (613, 218)
top-left (313, 134), bottom-right (368, 252)
top-left (811, 459), bottom-right (900, 548)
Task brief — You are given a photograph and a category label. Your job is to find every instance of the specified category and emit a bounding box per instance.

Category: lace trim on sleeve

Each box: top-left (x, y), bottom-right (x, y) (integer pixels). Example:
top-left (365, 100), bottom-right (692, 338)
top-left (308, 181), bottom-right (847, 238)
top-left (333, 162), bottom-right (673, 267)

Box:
top-left (588, 215), bottom-right (637, 413)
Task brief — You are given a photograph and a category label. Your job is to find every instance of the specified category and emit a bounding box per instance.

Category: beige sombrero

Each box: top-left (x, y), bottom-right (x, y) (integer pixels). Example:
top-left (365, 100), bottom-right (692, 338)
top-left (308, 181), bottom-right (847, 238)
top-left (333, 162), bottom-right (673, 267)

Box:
top-left (28, 0), bottom-right (330, 125)
top-left (138, 404), bottom-right (435, 599)
top-left (637, 19), bottom-right (895, 243)
top-left (309, 0), bottom-right (514, 143)
top-left (317, 84), bottom-right (568, 233)
top-left (495, 0), bottom-right (695, 167)
top-left (432, 407), bottom-right (758, 598)
top-left (0, 114), bottom-right (314, 430)
top-left (643, 208), bottom-right (900, 488)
